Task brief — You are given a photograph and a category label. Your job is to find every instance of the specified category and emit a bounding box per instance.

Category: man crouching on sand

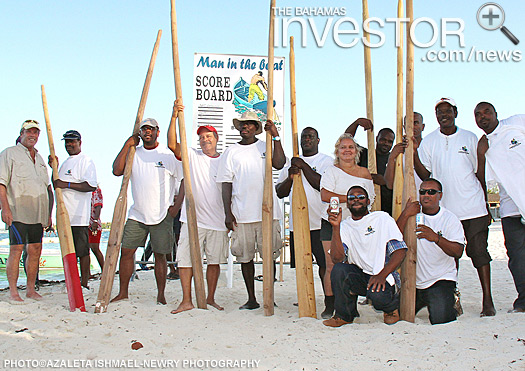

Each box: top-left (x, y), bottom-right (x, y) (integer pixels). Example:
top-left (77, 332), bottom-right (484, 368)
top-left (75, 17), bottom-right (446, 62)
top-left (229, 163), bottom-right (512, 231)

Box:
top-left (323, 186), bottom-right (406, 327)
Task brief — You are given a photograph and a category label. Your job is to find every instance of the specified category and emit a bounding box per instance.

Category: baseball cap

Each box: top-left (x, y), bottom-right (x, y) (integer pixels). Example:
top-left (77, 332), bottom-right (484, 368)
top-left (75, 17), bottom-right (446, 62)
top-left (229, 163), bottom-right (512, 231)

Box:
top-left (435, 97), bottom-right (457, 109)
top-left (21, 120), bottom-right (40, 131)
top-left (232, 111), bottom-right (263, 135)
top-left (197, 125), bottom-right (218, 136)
top-left (62, 130), bottom-right (81, 140)
top-left (140, 118), bottom-right (159, 129)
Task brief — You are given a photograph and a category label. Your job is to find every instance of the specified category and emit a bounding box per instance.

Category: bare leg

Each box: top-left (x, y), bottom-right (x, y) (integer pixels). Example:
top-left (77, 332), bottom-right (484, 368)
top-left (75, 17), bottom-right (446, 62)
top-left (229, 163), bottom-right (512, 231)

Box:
top-left (206, 264), bottom-right (223, 310)
top-left (478, 264), bottom-right (496, 316)
top-left (25, 243), bottom-right (43, 299)
top-left (90, 243), bottom-right (104, 271)
top-left (171, 267), bottom-right (194, 314)
top-left (239, 260), bottom-right (259, 309)
top-left (111, 247), bottom-right (137, 302)
top-left (79, 255), bottom-right (91, 288)
top-left (154, 252), bottom-right (167, 304)
top-left (322, 241), bottom-right (334, 296)
top-left (7, 245), bottom-right (24, 302)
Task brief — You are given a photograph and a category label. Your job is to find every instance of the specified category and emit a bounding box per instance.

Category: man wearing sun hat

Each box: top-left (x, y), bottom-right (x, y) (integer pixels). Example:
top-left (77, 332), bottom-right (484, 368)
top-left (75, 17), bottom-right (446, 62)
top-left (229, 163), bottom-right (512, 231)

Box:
top-left (54, 129), bottom-right (97, 289)
top-left (216, 110), bottom-right (285, 310)
top-left (166, 100), bottom-right (230, 314)
top-left (0, 120), bottom-right (54, 302)
top-left (413, 97), bottom-right (495, 317)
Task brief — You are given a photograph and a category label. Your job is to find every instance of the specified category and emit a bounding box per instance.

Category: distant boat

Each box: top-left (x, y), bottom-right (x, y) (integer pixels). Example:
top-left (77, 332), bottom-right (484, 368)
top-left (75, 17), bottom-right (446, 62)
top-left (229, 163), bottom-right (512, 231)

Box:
top-left (0, 246), bottom-right (63, 269)
top-left (233, 77), bottom-right (275, 114)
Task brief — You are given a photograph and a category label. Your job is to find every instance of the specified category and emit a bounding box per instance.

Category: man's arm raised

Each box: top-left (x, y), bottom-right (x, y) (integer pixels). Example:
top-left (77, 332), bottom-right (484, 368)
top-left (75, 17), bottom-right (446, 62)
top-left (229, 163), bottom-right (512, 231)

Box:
top-left (113, 134), bottom-right (139, 176)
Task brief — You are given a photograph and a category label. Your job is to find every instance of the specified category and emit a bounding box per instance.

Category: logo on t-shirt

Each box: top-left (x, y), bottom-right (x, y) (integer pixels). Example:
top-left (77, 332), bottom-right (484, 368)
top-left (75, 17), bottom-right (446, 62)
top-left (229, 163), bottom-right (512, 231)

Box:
top-left (365, 226), bottom-right (375, 235)
top-left (458, 146), bottom-right (469, 154)
top-left (65, 169), bottom-right (72, 176)
top-left (509, 138), bottom-right (522, 149)
top-left (155, 161), bottom-right (165, 168)
top-left (312, 166), bottom-right (317, 172)
top-left (261, 152), bottom-right (266, 159)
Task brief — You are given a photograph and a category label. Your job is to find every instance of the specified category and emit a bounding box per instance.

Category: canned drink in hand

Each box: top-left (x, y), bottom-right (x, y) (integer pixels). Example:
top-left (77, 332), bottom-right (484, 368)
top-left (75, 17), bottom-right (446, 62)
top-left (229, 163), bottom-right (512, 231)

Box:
top-left (416, 213), bottom-right (424, 225)
top-left (330, 197), bottom-right (339, 214)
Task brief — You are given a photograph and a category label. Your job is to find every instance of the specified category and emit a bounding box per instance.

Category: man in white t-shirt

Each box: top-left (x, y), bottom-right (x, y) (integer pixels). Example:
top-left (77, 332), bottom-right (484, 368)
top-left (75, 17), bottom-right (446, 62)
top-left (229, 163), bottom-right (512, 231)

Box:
top-left (414, 97), bottom-right (495, 317)
top-left (397, 178), bottom-right (465, 324)
top-left (54, 130), bottom-right (97, 289)
top-left (323, 186), bottom-right (407, 327)
top-left (111, 118), bottom-right (181, 305)
top-left (475, 101), bottom-right (525, 313)
top-left (276, 126), bottom-right (333, 312)
top-left (217, 110), bottom-right (285, 310)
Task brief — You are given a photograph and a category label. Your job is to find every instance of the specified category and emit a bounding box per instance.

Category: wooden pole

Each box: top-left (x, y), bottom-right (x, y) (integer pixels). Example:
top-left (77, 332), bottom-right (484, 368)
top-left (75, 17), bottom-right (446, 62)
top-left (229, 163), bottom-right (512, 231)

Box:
top-left (362, 0), bottom-right (380, 211)
top-left (262, 0), bottom-right (276, 316)
top-left (95, 30), bottom-right (162, 313)
top-left (41, 85), bottom-right (86, 312)
top-left (400, 0), bottom-right (417, 322)
top-left (170, 0), bottom-right (206, 309)
top-left (392, 0), bottom-right (404, 220)
top-left (289, 37), bottom-right (316, 318)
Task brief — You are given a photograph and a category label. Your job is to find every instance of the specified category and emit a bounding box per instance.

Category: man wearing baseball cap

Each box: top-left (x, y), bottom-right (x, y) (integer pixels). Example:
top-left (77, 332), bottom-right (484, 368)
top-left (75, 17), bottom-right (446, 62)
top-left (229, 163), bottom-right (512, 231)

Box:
top-left (54, 129), bottom-right (97, 289)
top-left (167, 100), bottom-right (229, 314)
top-left (112, 117), bottom-right (181, 305)
top-left (0, 120), bottom-right (54, 302)
top-left (216, 110), bottom-right (285, 310)
top-left (414, 97), bottom-right (495, 317)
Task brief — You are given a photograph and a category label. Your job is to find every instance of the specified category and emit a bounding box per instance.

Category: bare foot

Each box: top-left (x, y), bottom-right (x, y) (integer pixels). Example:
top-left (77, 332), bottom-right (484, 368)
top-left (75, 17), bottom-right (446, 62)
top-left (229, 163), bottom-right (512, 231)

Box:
top-left (157, 294), bottom-right (167, 305)
top-left (239, 301), bottom-right (260, 310)
top-left (171, 301), bottom-right (194, 314)
top-left (110, 293), bottom-right (128, 303)
top-left (481, 305), bottom-right (496, 317)
top-left (9, 294), bottom-right (24, 303)
top-left (207, 300), bottom-right (224, 311)
top-left (26, 292), bottom-right (43, 300)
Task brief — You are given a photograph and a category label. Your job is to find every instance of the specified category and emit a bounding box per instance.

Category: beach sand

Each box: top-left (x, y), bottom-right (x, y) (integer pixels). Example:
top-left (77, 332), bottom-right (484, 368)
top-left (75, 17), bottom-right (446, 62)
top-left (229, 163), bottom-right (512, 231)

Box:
top-left (1, 221), bottom-right (524, 370)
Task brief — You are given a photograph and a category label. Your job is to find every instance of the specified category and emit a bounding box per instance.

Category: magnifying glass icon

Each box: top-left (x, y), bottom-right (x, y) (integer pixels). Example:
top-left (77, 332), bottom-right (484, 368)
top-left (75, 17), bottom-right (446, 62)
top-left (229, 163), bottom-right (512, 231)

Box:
top-left (477, 2), bottom-right (519, 45)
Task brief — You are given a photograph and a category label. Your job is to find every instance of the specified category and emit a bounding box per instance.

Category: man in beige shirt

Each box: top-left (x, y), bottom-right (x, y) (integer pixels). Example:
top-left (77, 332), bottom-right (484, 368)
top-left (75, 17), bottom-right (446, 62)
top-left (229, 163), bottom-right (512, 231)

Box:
top-left (0, 120), bottom-right (53, 302)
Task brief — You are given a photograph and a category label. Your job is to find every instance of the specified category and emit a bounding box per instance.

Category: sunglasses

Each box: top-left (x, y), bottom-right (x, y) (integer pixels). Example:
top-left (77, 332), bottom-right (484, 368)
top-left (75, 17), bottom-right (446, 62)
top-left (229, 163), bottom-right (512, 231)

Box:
top-left (347, 194), bottom-right (367, 201)
top-left (419, 189), bottom-right (442, 196)
top-left (23, 120), bottom-right (39, 124)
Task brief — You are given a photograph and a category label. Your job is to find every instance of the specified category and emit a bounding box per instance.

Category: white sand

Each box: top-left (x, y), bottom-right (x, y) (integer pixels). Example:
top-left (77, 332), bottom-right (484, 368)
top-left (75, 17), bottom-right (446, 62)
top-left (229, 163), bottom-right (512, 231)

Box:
top-left (1, 222), bottom-right (524, 370)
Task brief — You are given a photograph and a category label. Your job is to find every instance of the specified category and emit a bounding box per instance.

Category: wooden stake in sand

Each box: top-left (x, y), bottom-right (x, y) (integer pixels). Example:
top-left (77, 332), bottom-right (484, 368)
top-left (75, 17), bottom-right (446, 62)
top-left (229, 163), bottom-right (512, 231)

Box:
top-left (170, 0), bottom-right (206, 309)
top-left (95, 30), bottom-right (162, 314)
top-left (400, 0), bottom-right (418, 322)
top-left (392, 0), bottom-right (405, 220)
top-left (262, 0), bottom-right (276, 317)
top-left (41, 85), bottom-right (86, 312)
top-left (289, 36), bottom-right (316, 318)
top-left (362, 0), bottom-right (380, 211)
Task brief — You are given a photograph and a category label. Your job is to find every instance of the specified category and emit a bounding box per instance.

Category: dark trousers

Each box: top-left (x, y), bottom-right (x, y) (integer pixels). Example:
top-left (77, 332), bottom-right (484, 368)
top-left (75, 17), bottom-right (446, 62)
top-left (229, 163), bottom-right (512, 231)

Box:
top-left (416, 280), bottom-right (456, 325)
top-left (502, 216), bottom-right (525, 310)
top-left (331, 262), bottom-right (399, 322)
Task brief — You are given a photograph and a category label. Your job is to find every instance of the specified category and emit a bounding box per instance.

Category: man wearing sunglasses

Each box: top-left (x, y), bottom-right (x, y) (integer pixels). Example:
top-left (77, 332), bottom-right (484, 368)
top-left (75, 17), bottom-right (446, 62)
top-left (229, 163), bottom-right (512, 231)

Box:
top-left (414, 97), bottom-right (495, 317)
top-left (323, 186), bottom-right (407, 327)
top-left (398, 178), bottom-right (465, 324)
top-left (474, 101), bottom-right (525, 313)
top-left (0, 120), bottom-right (54, 302)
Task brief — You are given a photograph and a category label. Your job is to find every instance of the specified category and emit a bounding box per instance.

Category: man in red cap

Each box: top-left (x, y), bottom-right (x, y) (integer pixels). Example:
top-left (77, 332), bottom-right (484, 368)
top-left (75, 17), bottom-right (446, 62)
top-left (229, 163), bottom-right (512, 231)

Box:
top-left (168, 100), bottom-right (230, 313)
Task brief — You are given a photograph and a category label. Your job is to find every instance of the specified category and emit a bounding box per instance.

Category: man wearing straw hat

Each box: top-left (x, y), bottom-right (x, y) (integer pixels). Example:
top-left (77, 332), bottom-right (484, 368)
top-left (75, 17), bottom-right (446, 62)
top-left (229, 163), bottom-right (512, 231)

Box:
top-left (217, 111), bottom-right (285, 310)
top-left (0, 120), bottom-right (53, 302)
top-left (111, 118), bottom-right (181, 305)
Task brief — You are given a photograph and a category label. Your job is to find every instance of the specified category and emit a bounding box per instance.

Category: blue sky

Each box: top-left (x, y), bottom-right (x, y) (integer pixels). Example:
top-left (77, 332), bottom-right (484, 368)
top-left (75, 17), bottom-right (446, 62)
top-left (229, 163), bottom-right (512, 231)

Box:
top-left (1, 1), bottom-right (523, 222)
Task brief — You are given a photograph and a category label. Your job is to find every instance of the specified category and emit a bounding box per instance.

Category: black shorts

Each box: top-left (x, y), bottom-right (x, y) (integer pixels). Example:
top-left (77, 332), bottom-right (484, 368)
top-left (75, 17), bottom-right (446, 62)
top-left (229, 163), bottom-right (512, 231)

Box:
top-left (320, 219), bottom-right (333, 241)
top-left (72, 226), bottom-right (90, 258)
top-left (461, 214), bottom-right (491, 269)
top-left (9, 222), bottom-right (43, 245)
top-left (289, 230), bottom-right (326, 269)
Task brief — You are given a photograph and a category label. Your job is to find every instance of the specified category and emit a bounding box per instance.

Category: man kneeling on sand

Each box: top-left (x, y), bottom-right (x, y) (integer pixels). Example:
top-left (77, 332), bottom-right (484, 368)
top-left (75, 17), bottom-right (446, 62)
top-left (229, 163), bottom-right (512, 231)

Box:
top-left (324, 186), bottom-right (406, 327)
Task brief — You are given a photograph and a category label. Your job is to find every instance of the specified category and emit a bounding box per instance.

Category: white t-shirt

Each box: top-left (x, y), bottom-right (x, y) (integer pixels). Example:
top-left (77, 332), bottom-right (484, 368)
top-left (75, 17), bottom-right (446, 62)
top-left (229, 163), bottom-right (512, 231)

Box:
top-left (320, 165), bottom-right (376, 221)
top-left (277, 152), bottom-right (333, 231)
top-left (485, 115), bottom-right (525, 218)
top-left (216, 140), bottom-right (281, 223)
top-left (58, 153), bottom-right (97, 226)
top-left (180, 148), bottom-right (226, 231)
top-left (128, 145), bottom-right (181, 225)
top-left (339, 211), bottom-right (403, 286)
top-left (416, 207), bottom-right (465, 289)
top-left (418, 128), bottom-right (487, 220)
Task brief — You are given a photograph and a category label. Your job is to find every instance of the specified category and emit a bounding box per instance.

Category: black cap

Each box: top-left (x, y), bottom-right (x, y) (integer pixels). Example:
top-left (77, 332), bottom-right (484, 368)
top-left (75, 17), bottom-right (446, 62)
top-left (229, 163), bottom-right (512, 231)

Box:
top-left (62, 130), bottom-right (81, 140)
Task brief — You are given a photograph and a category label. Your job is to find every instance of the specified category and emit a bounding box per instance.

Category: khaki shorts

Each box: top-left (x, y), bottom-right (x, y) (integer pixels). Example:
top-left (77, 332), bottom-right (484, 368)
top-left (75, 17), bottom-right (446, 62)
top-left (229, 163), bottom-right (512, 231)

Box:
top-left (231, 221), bottom-right (282, 263)
top-left (176, 223), bottom-right (229, 267)
top-left (122, 215), bottom-right (174, 255)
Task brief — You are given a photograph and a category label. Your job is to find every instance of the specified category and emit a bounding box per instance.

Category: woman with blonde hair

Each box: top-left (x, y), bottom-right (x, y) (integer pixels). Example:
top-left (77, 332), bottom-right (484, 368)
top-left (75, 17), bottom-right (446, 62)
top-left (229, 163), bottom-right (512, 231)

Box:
top-left (318, 133), bottom-right (375, 319)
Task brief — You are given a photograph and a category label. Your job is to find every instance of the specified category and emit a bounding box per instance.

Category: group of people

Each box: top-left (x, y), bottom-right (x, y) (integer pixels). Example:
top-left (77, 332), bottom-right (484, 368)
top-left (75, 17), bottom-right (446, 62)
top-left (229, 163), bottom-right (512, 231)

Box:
top-left (1, 97), bottom-right (523, 327)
